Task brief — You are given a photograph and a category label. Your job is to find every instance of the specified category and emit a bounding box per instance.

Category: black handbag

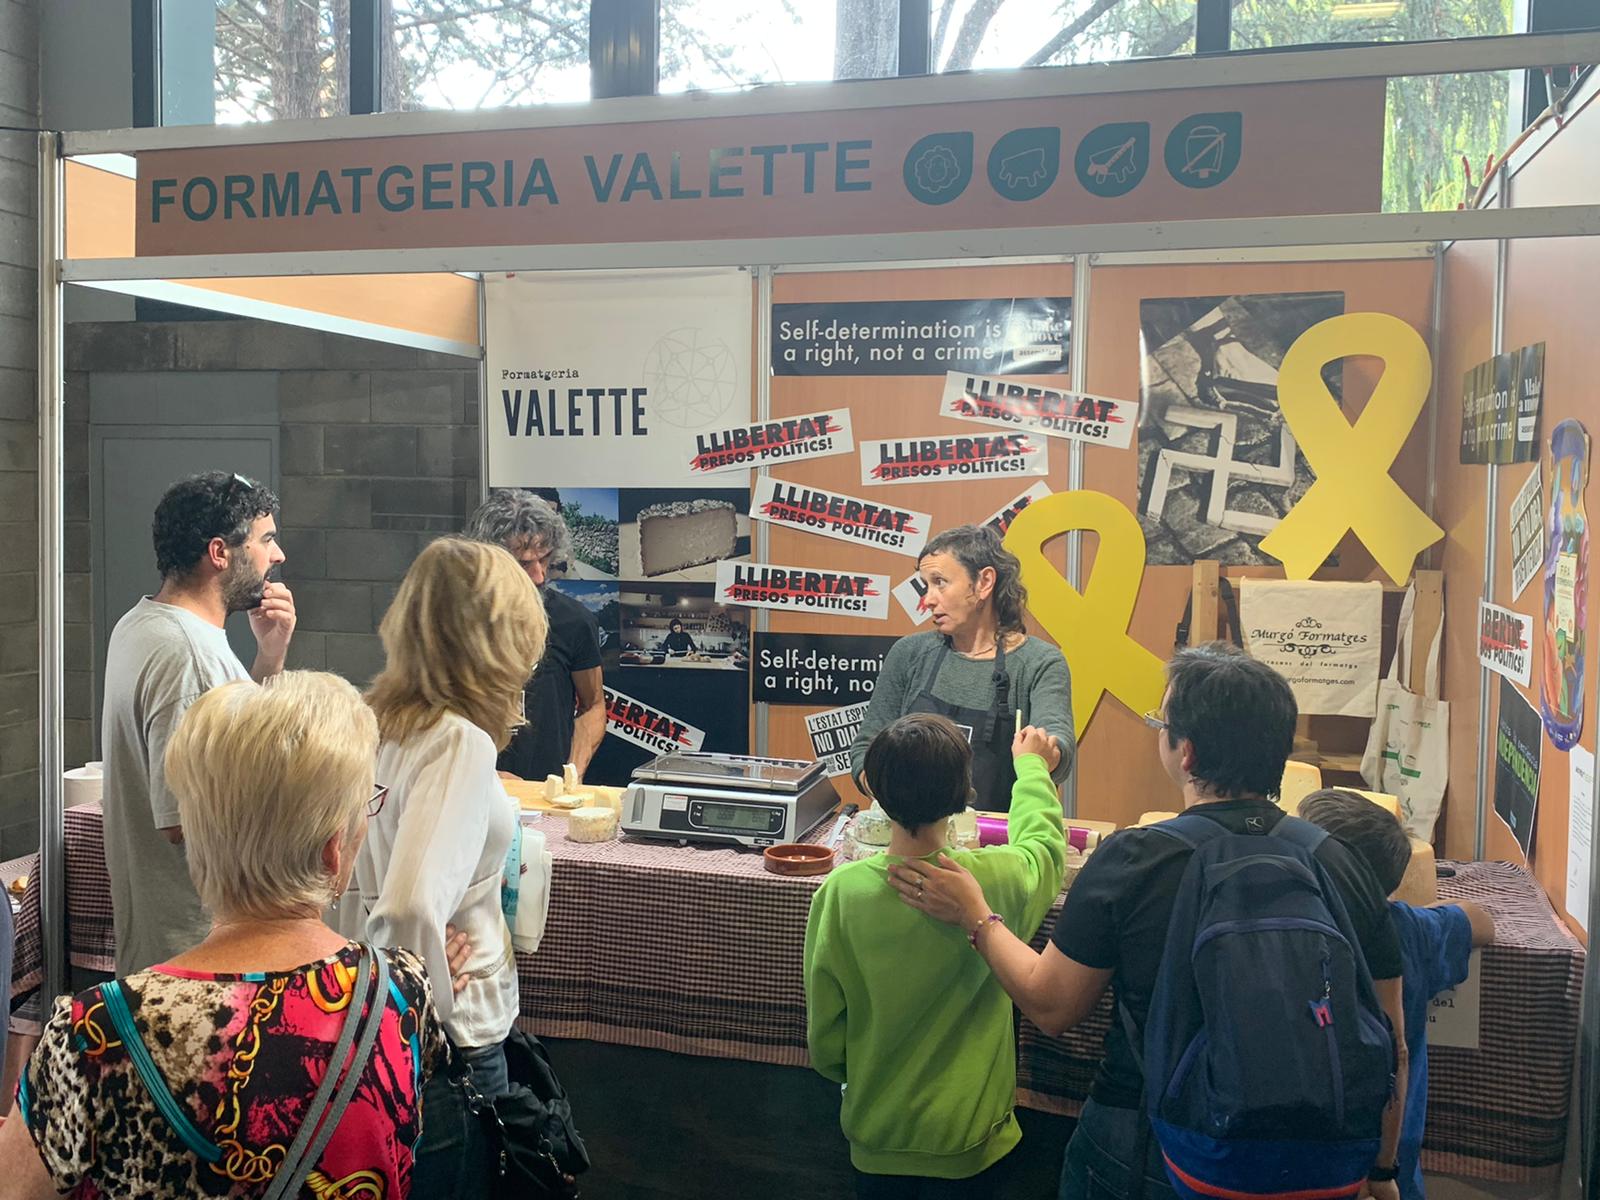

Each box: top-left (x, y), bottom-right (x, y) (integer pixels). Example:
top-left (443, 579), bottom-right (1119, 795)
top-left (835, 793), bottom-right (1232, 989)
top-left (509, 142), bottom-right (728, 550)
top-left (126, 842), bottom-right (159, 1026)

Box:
top-left (455, 1028), bottom-right (590, 1200)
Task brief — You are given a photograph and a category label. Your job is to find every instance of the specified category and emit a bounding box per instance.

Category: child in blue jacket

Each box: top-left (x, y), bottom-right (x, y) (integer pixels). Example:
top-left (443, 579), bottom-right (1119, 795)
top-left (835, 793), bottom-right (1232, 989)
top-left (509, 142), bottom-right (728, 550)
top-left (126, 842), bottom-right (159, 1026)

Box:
top-left (1299, 790), bottom-right (1495, 1200)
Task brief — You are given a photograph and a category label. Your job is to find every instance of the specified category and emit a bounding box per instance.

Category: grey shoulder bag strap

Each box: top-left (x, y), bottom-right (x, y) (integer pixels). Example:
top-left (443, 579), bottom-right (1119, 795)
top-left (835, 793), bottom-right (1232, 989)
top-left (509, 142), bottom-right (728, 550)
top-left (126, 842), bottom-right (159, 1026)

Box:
top-left (261, 942), bottom-right (392, 1200)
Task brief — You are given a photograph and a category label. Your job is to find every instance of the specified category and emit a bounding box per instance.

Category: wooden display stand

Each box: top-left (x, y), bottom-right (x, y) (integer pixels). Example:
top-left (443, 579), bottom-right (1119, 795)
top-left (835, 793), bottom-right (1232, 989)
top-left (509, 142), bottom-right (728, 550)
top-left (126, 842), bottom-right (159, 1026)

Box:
top-left (1184, 562), bottom-right (1444, 784)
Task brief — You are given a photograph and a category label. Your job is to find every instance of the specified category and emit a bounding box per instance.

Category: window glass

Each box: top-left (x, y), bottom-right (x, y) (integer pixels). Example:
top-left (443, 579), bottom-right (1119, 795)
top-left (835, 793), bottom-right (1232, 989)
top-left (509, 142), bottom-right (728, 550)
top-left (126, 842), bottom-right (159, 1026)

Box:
top-left (933, 0), bottom-right (1195, 71)
top-left (382, 1), bottom-right (591, 110)
top-left (215, 0), bottom-right (347, 122)
top-left (659, 0), bottom-right (899, 93)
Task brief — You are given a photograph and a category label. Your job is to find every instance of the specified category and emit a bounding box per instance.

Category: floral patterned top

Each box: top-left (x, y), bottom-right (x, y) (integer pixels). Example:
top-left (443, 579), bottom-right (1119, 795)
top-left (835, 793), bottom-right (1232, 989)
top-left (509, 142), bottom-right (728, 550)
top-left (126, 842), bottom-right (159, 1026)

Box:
top-left (20, 943), bottom-right (447, 1199)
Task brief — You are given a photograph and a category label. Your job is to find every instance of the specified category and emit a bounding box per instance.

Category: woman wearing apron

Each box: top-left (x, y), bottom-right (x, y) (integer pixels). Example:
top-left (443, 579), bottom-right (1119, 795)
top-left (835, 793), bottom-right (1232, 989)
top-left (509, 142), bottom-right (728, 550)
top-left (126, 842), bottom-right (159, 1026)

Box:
top-left (849, 524), bottom-right (1075, 811)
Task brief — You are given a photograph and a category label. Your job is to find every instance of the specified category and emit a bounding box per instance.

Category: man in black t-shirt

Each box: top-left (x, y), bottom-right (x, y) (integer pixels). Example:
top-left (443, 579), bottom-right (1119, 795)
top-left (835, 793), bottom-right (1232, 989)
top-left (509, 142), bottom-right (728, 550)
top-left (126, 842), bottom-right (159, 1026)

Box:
top-left (465, 492), bottom-right (605, 782)
top-left (890, 644), bottom-right (1407, 1200)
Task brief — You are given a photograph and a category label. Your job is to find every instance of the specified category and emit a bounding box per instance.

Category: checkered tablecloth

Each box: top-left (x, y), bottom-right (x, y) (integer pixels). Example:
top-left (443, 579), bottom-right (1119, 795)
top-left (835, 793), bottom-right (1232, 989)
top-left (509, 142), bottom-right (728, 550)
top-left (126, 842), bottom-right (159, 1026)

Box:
top-left (9, 809), bottom-right (1586, 1181)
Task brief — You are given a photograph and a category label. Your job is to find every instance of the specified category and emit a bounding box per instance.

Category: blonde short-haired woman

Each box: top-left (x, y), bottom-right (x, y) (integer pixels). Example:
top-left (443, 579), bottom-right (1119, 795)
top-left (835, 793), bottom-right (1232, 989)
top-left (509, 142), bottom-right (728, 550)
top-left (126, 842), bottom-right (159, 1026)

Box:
top-left (0, 672), bottom-right (447, 1200)
top-left (340, 536), bottom-right (548, 1197)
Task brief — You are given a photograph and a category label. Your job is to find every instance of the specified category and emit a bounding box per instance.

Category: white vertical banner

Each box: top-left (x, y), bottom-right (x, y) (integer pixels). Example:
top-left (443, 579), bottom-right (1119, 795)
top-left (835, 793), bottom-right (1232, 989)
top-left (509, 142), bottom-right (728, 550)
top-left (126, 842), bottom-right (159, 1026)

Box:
top-left (485, 269), bottom-right (753, 488)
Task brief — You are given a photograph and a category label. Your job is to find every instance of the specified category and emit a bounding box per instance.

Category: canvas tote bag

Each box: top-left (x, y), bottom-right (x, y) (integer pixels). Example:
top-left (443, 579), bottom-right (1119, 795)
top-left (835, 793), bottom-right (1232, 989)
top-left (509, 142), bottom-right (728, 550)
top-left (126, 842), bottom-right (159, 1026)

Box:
top-left (1362, 585), bottom-right (1450, 839)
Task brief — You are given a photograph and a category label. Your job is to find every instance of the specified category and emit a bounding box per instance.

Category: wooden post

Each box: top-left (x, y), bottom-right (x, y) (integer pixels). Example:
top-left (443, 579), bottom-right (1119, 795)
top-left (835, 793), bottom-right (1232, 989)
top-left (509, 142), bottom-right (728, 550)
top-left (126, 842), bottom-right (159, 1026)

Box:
top-left (1191, 560), bottom-right (1221, 645)
top-left (1409, 569), bottom-right (1445, 690)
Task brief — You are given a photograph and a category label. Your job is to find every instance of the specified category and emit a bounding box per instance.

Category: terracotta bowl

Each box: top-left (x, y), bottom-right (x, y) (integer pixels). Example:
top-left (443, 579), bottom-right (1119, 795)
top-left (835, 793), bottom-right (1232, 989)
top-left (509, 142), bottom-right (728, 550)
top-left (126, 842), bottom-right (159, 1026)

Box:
top-left (763, 843), bottom-right (835, 877)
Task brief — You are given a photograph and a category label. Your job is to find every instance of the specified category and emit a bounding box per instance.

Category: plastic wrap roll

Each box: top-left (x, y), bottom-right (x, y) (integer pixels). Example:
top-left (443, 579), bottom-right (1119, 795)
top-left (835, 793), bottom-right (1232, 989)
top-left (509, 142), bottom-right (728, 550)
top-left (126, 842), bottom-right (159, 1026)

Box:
top-left (64, 765), bottom-right (103, 808)
top-left (977, 814), bottom-right (1009, 846)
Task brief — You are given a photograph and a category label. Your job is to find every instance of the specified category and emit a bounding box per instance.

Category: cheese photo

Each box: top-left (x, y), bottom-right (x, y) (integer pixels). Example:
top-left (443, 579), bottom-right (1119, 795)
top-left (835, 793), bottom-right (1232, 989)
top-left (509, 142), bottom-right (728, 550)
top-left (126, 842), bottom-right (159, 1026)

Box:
top-left (618, 486), bottom-right (751, 582)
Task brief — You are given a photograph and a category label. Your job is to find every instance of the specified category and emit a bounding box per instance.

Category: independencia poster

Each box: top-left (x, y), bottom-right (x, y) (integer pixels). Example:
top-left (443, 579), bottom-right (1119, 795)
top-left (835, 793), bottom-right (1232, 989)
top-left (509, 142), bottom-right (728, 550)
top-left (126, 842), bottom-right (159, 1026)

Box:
top-left (486, 269), bottom-right (752, 488)
top-left (1493, 677), bottom-right (1543, 857)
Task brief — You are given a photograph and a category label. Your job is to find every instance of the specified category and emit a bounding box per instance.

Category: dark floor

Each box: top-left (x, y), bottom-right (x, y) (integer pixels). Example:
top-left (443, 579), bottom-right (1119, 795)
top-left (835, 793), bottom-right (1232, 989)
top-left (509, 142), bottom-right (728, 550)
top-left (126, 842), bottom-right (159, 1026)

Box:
top-left (548, 1038), bottom-right (1075, 1199)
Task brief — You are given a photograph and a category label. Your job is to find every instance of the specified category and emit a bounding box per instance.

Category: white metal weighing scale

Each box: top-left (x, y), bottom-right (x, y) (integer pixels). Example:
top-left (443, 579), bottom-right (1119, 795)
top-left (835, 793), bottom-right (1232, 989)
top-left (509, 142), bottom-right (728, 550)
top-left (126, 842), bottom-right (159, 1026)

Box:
top-left (620, 751), bottom-right (840, 848)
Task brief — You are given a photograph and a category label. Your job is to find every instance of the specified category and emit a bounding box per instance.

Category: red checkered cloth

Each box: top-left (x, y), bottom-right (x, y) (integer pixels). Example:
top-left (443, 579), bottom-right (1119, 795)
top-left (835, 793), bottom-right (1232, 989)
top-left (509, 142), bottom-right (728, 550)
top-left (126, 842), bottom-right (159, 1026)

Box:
top-left (1017, 859), bottom-right (1586, 1184)
top-left (9, 808), bottom-right (1585, 1182)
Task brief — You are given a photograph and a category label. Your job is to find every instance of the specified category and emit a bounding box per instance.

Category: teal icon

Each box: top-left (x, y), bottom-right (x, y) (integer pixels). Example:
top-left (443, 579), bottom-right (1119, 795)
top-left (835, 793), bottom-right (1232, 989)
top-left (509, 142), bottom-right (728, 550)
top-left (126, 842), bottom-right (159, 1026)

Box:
top-left (1073, 121), bottom-right (1150, 198)
top-left (1165, 112), bottom-right (1242, 189)
top-left (987, 127), bottom-right (1060, 202)
top-left (903, 132), bottom-right (974, 205)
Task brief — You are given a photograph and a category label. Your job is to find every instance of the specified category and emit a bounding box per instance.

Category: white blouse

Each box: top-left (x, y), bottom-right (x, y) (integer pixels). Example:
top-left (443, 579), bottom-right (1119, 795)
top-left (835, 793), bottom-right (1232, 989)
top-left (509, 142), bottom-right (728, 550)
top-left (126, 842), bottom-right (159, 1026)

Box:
top-left (340, 711), bottom-right (519, 1048)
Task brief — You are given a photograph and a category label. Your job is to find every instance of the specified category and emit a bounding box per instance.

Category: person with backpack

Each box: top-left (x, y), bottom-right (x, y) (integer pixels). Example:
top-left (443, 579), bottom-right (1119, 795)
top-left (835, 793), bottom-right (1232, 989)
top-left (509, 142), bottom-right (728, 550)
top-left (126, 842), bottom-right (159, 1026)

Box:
top-left (889, 643), bottom-right (1408, 1200)
top-left (1298, 790), bottom-right (1495, 1200)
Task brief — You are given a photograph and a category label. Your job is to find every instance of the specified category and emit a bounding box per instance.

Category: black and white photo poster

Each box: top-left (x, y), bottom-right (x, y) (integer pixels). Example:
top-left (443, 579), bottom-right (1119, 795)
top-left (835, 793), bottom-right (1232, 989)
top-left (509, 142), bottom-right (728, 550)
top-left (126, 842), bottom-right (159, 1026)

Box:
top-left (1508, 466), bottom-right (1544, 602)
top-left (1138, 292), bottom-right (1344, 566)
top-left (486, 269), bottom-right (752, 488)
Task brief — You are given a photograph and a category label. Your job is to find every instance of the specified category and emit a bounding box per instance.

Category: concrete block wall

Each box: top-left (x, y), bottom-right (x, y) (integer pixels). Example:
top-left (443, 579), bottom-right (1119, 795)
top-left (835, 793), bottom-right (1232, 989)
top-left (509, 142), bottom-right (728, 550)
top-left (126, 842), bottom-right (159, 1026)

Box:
top-left (36, 318), bottom-right (479, 855)
top-left (0, 0), bottom-right (40, 857)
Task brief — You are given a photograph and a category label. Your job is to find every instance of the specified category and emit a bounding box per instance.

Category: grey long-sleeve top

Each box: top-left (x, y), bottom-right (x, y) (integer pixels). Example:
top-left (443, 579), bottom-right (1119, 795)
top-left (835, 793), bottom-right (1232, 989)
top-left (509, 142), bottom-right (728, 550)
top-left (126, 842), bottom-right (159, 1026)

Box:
top-left (849, 631), bottom-right (1076, 795)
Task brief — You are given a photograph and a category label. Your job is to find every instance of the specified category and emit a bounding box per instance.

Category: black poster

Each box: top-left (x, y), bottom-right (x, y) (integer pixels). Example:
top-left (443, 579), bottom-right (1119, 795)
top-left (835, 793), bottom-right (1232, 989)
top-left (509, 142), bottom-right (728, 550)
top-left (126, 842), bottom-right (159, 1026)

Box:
top-left (753, 632), bottom-right (900, 706)
top-left (772, 297), bottom-right (1071, 377)
top-left (585, 667), bottom-right (750, 786)
top-left (1460, 342), bottom-right (1545, 465)
top-left (1493, 676), bottom-right (1543, 856)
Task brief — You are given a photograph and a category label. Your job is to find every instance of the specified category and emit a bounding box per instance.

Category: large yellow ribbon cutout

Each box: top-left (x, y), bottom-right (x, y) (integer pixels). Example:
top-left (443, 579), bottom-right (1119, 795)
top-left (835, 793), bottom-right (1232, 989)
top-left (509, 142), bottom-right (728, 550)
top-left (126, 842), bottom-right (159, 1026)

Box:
top-left (1004, 490), bottom-right (1167, 737)
top-left (1257, 312), bottom-right (1444, 585)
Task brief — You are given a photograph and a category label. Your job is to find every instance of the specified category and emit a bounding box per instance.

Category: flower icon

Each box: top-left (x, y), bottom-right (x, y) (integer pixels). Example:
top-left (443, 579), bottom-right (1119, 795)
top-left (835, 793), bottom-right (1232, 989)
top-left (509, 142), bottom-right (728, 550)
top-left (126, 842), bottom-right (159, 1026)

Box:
top-left (914, 145), bottom-right (964, 195)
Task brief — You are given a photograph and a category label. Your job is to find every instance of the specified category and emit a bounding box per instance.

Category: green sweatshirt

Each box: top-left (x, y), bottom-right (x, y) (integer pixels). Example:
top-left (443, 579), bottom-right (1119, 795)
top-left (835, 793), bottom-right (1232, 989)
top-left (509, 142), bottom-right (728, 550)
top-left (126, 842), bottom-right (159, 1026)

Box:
top-left (803, 754), bottom-right (1067, 1179)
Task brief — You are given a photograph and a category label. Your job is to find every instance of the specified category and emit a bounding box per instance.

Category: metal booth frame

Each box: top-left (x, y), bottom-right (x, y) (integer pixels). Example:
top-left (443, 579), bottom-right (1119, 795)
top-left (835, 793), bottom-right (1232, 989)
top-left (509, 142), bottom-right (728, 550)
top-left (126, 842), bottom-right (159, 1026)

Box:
top-left (34, 31), bottom-right (1600, 1007)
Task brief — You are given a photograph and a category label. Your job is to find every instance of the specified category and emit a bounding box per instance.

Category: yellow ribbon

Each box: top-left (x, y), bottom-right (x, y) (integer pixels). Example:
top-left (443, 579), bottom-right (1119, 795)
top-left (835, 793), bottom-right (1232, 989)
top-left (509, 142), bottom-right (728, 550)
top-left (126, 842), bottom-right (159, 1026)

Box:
top-left (1004, 490), bottom-right (1167, 737)
top-left (1258, 312), bottom-right (1444, 585)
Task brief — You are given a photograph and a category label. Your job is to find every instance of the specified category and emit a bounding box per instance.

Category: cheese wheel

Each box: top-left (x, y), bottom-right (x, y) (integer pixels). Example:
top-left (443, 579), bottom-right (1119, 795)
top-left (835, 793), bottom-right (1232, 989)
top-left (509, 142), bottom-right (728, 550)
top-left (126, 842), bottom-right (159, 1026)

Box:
top-left (567, 806), bottom-right (618, 843)
top-left (563, 763), bottom-right (580, 791)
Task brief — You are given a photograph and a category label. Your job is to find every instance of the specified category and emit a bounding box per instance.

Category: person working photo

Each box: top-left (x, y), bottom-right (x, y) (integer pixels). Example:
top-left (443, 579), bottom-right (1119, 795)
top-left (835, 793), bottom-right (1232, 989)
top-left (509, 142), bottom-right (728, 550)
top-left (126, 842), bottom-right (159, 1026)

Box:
top-left (850, 524), bottom-right (1074, 812)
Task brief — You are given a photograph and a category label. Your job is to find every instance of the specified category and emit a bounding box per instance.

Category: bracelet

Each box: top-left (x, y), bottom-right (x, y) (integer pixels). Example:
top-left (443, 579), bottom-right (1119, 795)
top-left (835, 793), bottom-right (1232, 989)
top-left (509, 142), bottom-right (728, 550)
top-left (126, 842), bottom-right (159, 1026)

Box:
top-left (967, 913), bottom-right (1004, 948)
top-left (1366, 1163), bottom-right (1399, 1183)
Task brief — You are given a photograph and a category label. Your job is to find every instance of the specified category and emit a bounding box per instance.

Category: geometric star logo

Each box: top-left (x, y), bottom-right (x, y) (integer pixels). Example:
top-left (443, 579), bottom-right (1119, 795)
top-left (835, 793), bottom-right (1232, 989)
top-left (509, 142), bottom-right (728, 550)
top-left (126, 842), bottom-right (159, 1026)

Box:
top-left (642, 328), bottom-right (739, 429)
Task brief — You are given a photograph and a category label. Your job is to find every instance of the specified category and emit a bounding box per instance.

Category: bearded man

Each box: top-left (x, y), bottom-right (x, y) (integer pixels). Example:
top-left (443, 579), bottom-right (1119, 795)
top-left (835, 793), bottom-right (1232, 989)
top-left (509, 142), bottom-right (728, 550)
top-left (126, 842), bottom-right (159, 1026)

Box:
top-left (101, 472), bottom-right (296, 973)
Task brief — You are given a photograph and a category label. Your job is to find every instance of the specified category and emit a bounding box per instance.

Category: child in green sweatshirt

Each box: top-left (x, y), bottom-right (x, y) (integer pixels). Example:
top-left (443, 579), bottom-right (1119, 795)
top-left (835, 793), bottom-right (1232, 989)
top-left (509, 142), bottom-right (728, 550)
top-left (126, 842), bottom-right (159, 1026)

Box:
top-left (804, 712), bottom-right (1067, 1198)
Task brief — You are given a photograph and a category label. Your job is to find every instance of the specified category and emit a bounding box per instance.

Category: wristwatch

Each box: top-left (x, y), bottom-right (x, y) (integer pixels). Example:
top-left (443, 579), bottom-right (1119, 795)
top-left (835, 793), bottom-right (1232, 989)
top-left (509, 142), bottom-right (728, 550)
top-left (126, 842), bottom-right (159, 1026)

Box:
top-left (1367, 1163), bottom-right (1399, 1183)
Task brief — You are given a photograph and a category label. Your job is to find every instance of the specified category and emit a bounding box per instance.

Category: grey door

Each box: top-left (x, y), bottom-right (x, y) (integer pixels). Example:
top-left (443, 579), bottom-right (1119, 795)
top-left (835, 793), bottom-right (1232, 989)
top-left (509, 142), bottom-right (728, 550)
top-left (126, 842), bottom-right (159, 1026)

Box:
top-left (91, 426), bottom-right (278, 734)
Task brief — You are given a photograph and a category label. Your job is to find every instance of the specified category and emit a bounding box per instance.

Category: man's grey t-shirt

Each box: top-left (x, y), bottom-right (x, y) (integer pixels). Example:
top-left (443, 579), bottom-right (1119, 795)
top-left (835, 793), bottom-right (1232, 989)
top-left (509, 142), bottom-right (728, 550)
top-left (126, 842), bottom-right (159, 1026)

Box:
top-left (102, 598), bottom-right (249, 975)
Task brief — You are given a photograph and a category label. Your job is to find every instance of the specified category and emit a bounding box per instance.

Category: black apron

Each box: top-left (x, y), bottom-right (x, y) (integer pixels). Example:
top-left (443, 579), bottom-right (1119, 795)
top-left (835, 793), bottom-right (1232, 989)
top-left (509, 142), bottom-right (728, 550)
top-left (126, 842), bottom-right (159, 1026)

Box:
top-left (906, 639), bottom-right (1016, 811)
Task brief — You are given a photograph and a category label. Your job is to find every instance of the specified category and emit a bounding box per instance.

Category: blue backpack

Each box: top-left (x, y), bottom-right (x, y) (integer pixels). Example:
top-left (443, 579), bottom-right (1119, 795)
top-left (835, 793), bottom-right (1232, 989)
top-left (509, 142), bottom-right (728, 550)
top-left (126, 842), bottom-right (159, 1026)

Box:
top-left (1134, 812), bottom-right (1396, 1200)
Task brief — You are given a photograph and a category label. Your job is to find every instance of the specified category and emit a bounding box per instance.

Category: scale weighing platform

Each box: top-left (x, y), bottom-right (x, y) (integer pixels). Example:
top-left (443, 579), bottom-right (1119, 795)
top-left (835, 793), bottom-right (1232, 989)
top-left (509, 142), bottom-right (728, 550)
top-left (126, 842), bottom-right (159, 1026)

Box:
top-left (620, 752), bottom-right (840, 848)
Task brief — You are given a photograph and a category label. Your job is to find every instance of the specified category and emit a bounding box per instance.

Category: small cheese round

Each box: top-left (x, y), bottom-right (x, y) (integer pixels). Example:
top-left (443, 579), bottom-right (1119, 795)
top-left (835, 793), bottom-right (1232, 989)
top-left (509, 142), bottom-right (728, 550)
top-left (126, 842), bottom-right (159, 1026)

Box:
top-left (567, 806), bottom-right (618, 843)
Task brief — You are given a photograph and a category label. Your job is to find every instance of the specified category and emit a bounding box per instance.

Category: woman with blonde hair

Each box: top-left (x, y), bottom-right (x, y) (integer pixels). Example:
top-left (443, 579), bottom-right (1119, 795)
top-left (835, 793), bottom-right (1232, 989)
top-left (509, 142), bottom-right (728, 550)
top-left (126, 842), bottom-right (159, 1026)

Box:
top-left (341, 535), bottom-right (548, 1196)
top-left (1, 671), bottom-right (447, 1200)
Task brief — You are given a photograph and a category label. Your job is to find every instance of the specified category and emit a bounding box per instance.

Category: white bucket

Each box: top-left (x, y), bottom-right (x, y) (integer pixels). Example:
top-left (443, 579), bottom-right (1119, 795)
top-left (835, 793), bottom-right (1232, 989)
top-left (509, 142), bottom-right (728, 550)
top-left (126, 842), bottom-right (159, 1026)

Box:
top-left (64, 764), bottom-right (103, 808)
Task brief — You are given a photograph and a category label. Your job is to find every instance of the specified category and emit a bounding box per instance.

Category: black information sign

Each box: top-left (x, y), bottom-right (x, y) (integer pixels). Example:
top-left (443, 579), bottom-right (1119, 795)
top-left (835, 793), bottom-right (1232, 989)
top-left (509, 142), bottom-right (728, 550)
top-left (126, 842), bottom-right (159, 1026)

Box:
top-left (753, 632), bottom-right (900, 706)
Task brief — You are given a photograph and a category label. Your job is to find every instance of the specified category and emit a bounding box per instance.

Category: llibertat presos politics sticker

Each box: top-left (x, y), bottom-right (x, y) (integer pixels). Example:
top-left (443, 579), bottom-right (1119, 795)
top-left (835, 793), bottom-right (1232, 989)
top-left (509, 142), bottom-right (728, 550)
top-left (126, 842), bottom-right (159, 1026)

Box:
top-left (715, 561), bottom-right (890, 620)
top-left (603, 685), bottom-right (707, 754)
top-left (939, 371), bottom-right (1138, 449)
top-left (687, 409), bottom-right (855, 476)
top-left (749, 479), bottom-right (931, 557)
top-left (859, 433), bottom-right (1050, 486)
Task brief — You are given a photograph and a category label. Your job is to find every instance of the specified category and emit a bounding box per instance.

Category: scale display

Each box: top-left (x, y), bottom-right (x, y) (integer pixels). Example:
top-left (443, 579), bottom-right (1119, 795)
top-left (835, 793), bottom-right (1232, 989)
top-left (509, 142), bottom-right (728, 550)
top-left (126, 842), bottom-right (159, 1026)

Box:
top-left (699, 801), bottom-right (777, 831)
top-left (622, 751), bottom-right (840, 848)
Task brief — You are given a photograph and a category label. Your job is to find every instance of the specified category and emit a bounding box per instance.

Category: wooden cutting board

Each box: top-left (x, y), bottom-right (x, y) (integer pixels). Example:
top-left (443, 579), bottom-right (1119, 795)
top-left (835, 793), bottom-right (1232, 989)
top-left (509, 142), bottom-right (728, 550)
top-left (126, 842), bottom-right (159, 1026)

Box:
top-left (503, 778), bottom-right (625, 813)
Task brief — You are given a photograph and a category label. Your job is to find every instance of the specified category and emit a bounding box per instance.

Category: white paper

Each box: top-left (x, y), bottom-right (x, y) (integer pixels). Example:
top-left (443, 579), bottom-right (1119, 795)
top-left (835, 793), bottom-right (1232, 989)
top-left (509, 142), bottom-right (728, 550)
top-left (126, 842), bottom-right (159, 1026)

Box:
top-left (937, 371), bottom-right (1138, 448)
top-left (893, 572), bottom-right (933, 624)
top-left (858, 433), bottom-right (1050, 486)
top-left (749, 479), bottom-right (930, 558)
top-left (715, 560), bottom-right (890, 620)
top-left (1508, 466), bottom-right (1544, 602)
top-left (1425, 949), bottom-right (1482, 1050)
top-left (806, 702), bottom-right (871, 778)
top-left (1568, 745), bottom-right (1595, 932)
top-left (1477, 599), bottom-right (1534, 687)
top-left (486, 269), bottom-right (752, 488)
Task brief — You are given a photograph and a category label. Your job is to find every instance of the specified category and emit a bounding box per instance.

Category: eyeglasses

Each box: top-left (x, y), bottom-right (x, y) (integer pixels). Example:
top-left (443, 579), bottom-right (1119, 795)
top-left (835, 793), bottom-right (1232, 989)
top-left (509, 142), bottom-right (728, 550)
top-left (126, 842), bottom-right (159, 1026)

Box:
top-left (1142, 709), bottom-right (1169, 731)
top-left (367, 784), bottom-right (389, 817)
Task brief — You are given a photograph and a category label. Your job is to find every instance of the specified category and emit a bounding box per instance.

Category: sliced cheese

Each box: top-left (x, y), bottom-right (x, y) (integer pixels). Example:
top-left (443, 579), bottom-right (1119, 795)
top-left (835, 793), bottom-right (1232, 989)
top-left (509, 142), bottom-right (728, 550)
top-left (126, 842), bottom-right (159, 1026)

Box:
top-left (567, 806), bottom-right (618, 843)
top-left (563, 763), bottom-right (580, 791)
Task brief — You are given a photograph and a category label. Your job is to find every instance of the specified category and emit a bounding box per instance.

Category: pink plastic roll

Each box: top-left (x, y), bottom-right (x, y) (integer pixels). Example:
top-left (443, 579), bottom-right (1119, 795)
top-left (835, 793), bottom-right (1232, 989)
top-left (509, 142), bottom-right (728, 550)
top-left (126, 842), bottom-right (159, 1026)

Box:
top-left (977, 815), bottom-right (1009, 846)
top-left (1066, 826), bottom-right (1092, 853)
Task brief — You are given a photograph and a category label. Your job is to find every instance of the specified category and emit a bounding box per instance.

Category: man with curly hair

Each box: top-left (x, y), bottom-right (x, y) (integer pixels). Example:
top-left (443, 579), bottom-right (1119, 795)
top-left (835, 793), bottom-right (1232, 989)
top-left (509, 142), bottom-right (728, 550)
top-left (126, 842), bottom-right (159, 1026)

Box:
top-left (102, 472), bottom-right (297, 974)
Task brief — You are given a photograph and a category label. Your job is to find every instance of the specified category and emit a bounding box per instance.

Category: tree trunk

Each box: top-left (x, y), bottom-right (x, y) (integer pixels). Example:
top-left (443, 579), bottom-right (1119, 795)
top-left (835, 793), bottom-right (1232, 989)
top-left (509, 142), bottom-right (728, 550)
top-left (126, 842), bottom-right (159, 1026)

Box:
top-left (271, 0), bottom-right (322, 120)
top-left (941, 0), bottom-right (1006, 71)
top-left (834, 0), bottom-right (898, 81)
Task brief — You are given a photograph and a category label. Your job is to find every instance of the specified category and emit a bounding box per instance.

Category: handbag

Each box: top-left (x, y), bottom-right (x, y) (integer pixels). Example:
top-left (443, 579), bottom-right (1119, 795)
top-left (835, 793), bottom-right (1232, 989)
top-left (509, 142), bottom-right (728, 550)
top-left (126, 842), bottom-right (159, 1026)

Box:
top-left (103, 943), bottom-right (390, 1200)
top-left (1361, 584), bottom-right (1450, 840)
top-left (454, 1027), bottom-right (590, 1200)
